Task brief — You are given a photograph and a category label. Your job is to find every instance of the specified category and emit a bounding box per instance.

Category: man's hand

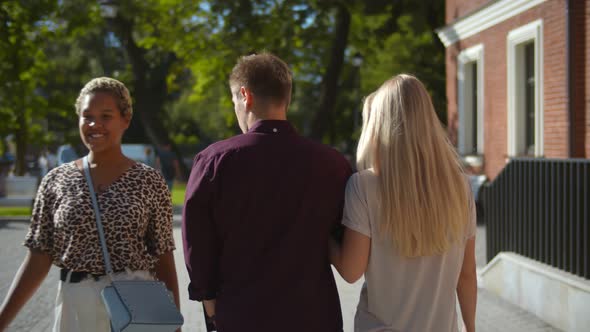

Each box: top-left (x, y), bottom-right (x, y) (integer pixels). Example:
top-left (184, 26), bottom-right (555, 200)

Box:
top-left (203, 299), bottom-right (217, 331)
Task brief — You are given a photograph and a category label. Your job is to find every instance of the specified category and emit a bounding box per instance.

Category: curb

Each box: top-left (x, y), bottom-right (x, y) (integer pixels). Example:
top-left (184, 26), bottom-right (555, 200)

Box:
top-left (173, 205), bottom-right (183, 215)
top-left (173, 214), bottom-right (182, 224)
top-left (0, 216), bottom-right (30, 222)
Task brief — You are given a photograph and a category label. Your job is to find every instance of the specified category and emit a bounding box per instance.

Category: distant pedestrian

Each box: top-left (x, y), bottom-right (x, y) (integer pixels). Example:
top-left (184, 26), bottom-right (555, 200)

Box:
top-left (182, 52), bottom-right (352, 332)
top-left (0, 77), bottom-right (181, 332)
top-left (330, 74), bottom-right (478, 332)
top-left (38, 150), bottom-right (49, 178)
top-left (57, 144), bottom-right (78, 166)
top-left (38, 148), bottom-right (57, 178)
top-left (155, 141), bottom-right (181, 191)
top-left (46, 149), bottom-right (57, 170)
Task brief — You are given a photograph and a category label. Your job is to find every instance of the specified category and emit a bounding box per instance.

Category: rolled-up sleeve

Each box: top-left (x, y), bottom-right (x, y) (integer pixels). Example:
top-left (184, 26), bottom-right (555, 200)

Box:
top-left (182, 153), bottom-right (220, 301)
top-left (146, 172), bottom-right (176, 255)
top-left (24, 173), bottom-right (55, 253)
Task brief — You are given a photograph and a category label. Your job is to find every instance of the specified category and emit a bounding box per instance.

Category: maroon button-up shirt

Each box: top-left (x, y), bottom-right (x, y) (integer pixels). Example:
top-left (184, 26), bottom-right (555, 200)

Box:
top-left (182, 120), bottom-right (352, 332)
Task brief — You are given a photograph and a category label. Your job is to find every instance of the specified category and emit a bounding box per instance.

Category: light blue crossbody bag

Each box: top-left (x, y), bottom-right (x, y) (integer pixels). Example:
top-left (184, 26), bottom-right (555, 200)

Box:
top-left (83, 156), bottom-right (184, 332)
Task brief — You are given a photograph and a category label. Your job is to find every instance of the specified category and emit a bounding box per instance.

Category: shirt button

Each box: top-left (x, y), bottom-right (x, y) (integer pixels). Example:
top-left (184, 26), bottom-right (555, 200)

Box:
top-left (273, 128), bottom-right (278, 133)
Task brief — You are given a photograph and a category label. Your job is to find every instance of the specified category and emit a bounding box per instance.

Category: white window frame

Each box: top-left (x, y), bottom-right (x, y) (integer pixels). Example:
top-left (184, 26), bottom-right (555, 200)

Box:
top-left (436, 0), bottom-right (548, 47)
top-left (457, 44), bottom-right (484, 156)
top-left (507, 19), bottom-right (544, 157)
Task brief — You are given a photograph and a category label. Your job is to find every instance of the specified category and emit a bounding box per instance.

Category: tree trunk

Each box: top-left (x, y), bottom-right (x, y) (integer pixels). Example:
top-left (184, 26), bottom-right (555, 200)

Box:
top-left (111, 15), bottom-right (192, 178)
top-left (310, 4), bottom-right (351, 142)
top-left (12, 26), bottom-right (27, 176)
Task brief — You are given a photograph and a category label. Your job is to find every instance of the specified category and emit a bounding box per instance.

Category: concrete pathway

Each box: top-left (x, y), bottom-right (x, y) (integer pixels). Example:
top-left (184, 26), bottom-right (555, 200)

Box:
top-left (0, 218), bottom-right (561, 331)
top-left (470, 226), bottom-right (561, 332)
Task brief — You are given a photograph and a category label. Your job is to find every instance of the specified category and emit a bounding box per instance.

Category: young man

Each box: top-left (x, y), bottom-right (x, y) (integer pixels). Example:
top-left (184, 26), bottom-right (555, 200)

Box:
top-left (182, 53), bottom-right (352, 332)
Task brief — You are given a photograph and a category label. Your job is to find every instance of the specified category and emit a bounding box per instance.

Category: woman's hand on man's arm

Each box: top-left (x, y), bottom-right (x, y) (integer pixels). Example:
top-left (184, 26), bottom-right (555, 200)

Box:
top-left (329, 228), bottom-right (370, 284)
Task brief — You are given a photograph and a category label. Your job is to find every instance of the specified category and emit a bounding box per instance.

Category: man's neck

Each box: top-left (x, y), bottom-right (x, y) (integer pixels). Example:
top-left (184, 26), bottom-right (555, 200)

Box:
top-left (246, 108), bottom-right (287, 130)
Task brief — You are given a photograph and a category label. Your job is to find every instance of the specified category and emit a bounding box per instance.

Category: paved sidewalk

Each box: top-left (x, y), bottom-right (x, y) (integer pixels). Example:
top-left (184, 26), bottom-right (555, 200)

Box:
top-left (174, 223), bottom-right (561, 332)
top-left (1, 218), bottom-right (561, 331)
top-left (333, 225), bottom-right (560, 332)
top-left (334, 274), bottom-right (561, 332)
top-left (470, 226), bottom-right (560, 332)
top-left (475, 288), bottom-right (560, 332)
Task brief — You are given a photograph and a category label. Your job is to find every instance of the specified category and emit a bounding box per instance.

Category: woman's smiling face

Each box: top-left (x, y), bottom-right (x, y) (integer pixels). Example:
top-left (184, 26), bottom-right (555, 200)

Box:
top-left (78, 91), bottom-right (130, 153)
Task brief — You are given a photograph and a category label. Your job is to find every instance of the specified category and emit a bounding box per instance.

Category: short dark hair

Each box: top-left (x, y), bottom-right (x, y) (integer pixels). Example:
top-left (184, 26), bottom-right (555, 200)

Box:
top-left (75, 77), bottom-right (132, 117)
top-left (229, 52), bottom-right (292, 106)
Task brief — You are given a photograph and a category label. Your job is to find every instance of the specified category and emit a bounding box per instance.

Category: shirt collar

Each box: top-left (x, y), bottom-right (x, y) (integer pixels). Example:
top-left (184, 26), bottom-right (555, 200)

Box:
top-left (248, 120), bottom-right (297, 135)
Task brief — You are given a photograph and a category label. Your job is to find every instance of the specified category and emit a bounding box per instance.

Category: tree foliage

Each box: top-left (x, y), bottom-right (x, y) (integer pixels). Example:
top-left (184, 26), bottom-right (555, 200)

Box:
top-left (0, 0), bottom-right (59, 174)
top-left (0, 0), bottom-right (446, 174)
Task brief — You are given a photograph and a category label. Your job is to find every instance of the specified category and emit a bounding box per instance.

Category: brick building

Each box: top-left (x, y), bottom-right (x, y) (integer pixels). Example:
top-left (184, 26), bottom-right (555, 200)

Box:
top-left (436, 0), bottom-right (589, 179)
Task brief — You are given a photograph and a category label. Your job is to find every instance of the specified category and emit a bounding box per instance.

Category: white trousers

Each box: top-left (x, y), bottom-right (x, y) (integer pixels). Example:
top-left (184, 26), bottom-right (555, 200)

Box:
top-left (52, 269), bottom-right (153, 332)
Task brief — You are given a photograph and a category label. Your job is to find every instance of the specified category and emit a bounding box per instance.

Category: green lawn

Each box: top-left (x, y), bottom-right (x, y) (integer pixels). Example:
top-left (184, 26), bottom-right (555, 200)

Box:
top-left (0, 184), bottom-right (185, 216)
top-left (172, 181), bottom-right (186, 206)
top-left (0, 206), bottom-right (32, 217)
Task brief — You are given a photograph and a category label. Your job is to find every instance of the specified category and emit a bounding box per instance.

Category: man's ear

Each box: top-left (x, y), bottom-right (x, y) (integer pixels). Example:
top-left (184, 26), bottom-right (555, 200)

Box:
top-left (240, 86), bottom-right (254, 111)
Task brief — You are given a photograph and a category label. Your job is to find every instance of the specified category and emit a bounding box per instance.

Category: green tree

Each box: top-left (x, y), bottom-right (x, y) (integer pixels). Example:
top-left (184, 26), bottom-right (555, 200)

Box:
top-left (1, 0), bottom-right (447, 173)
top-left (175, 0), bottom-right (446, 145)
top-left (0, 0), bottom-right (59, 175)
top-left (350, 0), bottom-right (446, 123)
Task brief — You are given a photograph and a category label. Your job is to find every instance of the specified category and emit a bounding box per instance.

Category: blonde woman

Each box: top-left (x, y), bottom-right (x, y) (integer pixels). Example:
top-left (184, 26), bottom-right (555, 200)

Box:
top-left (330, 74), bottom-right (477, 332)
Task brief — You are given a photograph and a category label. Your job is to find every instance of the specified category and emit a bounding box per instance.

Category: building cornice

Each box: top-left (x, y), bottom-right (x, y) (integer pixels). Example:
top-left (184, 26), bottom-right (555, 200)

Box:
top-left (436, 0), bottom-right (548, 47)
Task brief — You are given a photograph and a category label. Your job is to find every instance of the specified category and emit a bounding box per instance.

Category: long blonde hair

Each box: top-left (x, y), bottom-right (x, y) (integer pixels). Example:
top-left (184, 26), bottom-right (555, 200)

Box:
top-left (356, 74), bottom-right (470, 257)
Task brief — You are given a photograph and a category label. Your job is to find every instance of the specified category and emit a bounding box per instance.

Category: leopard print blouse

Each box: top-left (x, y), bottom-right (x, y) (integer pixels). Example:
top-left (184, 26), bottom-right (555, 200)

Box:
top-left (24, 161), bottom-right (175, 274)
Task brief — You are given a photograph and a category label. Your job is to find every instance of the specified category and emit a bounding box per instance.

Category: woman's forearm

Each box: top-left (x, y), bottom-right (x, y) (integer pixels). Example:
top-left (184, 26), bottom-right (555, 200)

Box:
top-left (154, 251), bottom-right (181, 310)
top-left (457, 237), bottom-right (477, 332)
top-left (328, 229), bottom-right (370, 284)
top-left (154, 251), bottom-right (182, 332)
top-left (457, 272), bottom-right (477, 332)
top-left (0, 250), bottom-right (52, 330)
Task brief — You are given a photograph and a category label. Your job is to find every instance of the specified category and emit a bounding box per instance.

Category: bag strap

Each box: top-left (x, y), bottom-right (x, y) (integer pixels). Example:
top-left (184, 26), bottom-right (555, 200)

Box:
top-left (82, 156), bottom-right (114, 278)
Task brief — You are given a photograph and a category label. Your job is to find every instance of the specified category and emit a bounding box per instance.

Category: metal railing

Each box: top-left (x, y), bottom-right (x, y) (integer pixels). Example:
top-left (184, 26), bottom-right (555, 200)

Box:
top-left (483, 158), bottom-right (590, 279)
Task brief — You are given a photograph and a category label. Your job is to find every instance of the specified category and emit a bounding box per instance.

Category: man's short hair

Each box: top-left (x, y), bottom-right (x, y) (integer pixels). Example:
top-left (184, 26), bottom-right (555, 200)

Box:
top-left (229, 52), bottom-right (292, 106)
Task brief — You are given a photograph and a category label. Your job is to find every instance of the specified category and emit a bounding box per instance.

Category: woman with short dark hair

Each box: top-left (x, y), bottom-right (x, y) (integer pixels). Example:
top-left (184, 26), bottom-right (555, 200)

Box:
top-left (0, 77), bottom-right (181, 331)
